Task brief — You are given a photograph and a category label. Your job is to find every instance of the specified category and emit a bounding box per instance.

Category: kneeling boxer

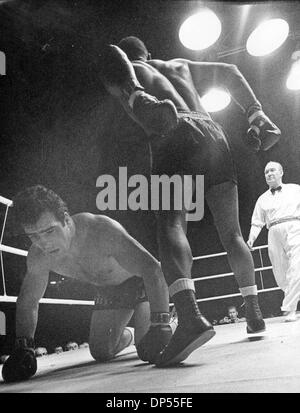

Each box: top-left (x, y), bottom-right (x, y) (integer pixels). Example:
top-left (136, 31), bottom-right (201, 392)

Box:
top-left (2, 185), bottom-right (172, 383)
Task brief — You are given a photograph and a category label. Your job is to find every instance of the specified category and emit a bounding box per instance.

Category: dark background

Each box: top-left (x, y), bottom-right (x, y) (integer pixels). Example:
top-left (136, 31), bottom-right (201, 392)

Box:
top-left (0, 0), bottom-right (299, 348)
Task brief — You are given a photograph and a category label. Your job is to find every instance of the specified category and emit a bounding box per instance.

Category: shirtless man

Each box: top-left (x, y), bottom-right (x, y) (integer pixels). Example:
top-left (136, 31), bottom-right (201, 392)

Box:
top-left (100, 36), bottom-right (281, 366)
top-left (2, 185), bottom-right (172, 383)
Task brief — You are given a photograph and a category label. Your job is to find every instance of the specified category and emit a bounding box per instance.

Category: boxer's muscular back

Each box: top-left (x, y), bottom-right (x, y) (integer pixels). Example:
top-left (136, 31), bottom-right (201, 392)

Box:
top-left (133, 58), bottom-right (209, 115)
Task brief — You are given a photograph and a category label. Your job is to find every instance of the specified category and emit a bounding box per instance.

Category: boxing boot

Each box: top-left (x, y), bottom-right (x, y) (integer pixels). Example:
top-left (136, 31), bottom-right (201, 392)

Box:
top-left (155, 289), bottom-right (215, 367)
top-left (244, 295), bottom-right (266, 333)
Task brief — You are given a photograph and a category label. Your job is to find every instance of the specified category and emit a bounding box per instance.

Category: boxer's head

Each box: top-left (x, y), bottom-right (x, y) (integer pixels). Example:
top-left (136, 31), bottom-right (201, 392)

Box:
top-left (13, 185), bottom-right (73, 255)
top-left (118, 36), bottom-right (150, 62)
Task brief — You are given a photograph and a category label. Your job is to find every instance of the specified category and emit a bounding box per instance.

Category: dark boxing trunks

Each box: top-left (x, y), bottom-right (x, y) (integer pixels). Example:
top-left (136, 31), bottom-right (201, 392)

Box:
top-left (151, 110), bottom-right (237, 191)
top-left (94, 276), bottom-right (148, 310)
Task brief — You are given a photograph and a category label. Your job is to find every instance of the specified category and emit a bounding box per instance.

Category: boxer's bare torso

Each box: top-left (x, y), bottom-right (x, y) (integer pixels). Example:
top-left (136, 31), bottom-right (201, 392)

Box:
top-left (109, 44), bottom-right (260, 136)
top-left (51, 251), bottom-right (131, 287)
top-left (25, 213), bottom-right (147, 288)
top-left (131, 58), bottom-right (210, 114)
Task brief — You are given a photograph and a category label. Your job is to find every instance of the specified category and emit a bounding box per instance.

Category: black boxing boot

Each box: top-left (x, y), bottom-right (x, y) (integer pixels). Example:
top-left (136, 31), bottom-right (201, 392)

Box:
top-left (155, 280), bottom-right (215, 367)
top-left (244, 295), bottom-right (266, 334)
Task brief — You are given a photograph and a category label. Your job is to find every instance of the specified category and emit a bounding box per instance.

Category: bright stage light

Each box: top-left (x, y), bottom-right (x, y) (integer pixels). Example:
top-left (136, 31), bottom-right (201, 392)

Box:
top-left (179, 9), bottom-right (222, 51)
top-left (286, 51), bottom-right (300, 91)
top-left (201, 89), bottom-right (231, 112)
top-left (246, 18), bottom-right (289, 56)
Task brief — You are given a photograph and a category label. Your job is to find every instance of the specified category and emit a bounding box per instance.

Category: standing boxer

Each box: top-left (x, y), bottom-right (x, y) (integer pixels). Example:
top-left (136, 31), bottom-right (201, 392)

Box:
top-left (2, 185), bottom-right (172, 383)
top-left (100, 36), bottom-right (281, 366)
top-left (247, 162), bottom-right (300, 322)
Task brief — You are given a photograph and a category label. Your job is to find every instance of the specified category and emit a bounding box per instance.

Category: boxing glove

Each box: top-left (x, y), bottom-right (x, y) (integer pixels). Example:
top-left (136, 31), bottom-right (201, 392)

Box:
top-left (130, 91), bottom-right (178, 136)
top-left (245, 103), bottom-right (281, 152)
top-left (2, 337), bottom-right (37, 383)
top-left (100, 45), bottom-right (178, 136)
top-left (136, 313), bottom-right (172, 364)
top-left (100, 44), bottom-right (142, 95)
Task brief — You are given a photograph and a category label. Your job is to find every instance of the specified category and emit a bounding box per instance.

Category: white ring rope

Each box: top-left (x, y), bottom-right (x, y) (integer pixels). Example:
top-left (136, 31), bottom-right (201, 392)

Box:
top-left (0, 195), bottom-right (13, 207)
top-left (0, 244), bottom-right (28, 256)
top-left (193, 266), bottom-right (273, 282)
top-left (0, 194), bottom-right (278, 306)
top-left (193, 244), bottom-right (268, 261)
top-left (0, 295), bottom-right (94, 305)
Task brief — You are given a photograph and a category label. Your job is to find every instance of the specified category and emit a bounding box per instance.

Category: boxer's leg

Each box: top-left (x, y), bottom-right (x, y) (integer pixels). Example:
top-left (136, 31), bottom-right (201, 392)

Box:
top-left (89, 308), bottom-right (134, 362)
top-left (206, 181), bottom-right (265, 333)
top-left (156, 208), bottom-right (192, 284)
top-left (206, 181), bottom-right (255, 287)
top-left (133, 301), bottom-right (151, 345)
top-left (155, 206), bottom-right (215, 367)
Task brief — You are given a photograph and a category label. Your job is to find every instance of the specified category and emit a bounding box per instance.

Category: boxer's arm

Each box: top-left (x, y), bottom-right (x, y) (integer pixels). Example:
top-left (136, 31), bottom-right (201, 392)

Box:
top-left (186, 59), bottom-right (259, 112)
top-left (100, 218), bottom-right (169, 314)
top-left (100, 45), bottom-right (178, 136)
top-left (2, 251), bottom-right (50, 383)
top-left (16, 253), bottom-right (50, 340)
top-left (184, 59), bottom-right (280, 151)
